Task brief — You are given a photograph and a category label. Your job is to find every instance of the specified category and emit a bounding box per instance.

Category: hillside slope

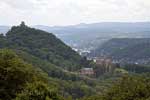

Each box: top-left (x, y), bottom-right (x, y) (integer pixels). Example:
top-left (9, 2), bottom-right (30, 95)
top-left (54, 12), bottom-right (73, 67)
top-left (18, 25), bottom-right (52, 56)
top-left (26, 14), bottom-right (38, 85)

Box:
top-left (34, 22), bottom-right (150, 49)
top-left (0, 22), bottom-right (91, 71)
top-left (0, 22), bottom-right (99, 99)
top-left (94, 38), bottom-right (150, 64)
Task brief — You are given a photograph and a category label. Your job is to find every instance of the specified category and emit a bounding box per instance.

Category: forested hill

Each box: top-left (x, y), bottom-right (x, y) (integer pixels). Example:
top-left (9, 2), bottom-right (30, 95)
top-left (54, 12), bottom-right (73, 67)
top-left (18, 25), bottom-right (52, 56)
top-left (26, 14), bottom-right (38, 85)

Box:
top-left (0, 22), bottom-right (91, 71)
top-left (0, 22), bottom-right (102, 99)
top-left (93, 38), bottom-right (150, 64)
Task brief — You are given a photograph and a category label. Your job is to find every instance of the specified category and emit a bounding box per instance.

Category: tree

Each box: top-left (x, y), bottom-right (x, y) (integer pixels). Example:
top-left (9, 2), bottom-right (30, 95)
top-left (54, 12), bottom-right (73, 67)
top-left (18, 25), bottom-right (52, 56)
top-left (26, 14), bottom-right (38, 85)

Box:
top-left (83, 74), bottom-right (150, 100)
top-left (0, 49), bottom-right (65, 100)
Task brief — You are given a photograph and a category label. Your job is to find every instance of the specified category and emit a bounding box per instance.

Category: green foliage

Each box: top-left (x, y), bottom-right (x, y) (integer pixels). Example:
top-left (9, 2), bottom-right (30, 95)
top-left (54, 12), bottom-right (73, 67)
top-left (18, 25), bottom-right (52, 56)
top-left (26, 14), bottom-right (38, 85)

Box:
top-left (0, 49), bottom-right (35, 99)
top-left (15, 82), bottom-right (63, 100)
top-left (123, 64), bottom-right (150, 73)
top-left (103, 74), bottom-right (150, 100)
top-left (83, 74), bottom-right (150, 100)
top-left (0, 49), bottom-right (64, 100)
top-left (15, 50), bottom-right (94, 82)
top-left (0, 23), bottom-right (101, 99)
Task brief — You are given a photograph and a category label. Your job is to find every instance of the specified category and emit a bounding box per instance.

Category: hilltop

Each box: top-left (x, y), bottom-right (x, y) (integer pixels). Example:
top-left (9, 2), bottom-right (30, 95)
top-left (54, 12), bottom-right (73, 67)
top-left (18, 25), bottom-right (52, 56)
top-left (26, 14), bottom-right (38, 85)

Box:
top-left (0, 22), bottom-right (91, 71)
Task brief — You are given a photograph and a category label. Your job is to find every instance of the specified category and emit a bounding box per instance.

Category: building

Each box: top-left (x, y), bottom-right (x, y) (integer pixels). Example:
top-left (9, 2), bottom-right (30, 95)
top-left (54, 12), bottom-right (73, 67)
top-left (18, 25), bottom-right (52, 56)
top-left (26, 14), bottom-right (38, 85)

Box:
top-left (80, 68), bottom-right (94, 75)
top-left (93, 57), bottom-right (112, 65)
top-left (93, 57), bottom-right (116, 75)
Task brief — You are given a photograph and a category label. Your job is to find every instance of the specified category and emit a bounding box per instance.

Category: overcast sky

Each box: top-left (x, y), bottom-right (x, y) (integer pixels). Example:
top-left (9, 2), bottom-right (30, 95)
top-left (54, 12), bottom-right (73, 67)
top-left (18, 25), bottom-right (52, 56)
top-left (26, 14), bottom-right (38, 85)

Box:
top-left (0, 0), bottom-right (150, 26)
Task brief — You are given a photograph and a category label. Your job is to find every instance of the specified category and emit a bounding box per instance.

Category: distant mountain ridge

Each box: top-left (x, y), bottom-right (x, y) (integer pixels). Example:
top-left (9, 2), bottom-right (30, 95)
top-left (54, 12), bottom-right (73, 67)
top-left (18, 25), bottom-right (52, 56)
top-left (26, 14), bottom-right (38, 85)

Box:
top-left (1, 22), bottom-right (150, 34)
top-left (1, 22), bottom-right (150, 49)
top-left (34, 22), bottom-right (150, 31)
top-left (34, 22), bottom-right (150, 50)
top-left (0, 26), bottom-right (10, 34)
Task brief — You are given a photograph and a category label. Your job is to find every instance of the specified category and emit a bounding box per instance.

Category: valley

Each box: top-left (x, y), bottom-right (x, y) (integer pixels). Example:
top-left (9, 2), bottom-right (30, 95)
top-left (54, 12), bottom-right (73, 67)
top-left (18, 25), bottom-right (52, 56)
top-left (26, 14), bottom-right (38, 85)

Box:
top-left (0, 22), bottom-right (150, 100)
top-left (1, 0), bottom-right (150, 99)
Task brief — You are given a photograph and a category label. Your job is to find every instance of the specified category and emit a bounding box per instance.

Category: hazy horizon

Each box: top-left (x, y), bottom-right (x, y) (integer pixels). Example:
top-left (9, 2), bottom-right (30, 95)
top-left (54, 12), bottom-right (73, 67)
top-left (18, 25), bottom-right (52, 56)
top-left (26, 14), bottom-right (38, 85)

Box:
top-left (0, 0), bottom-right (150, 26)
top-left (1, 21), bottom-right (150, 27)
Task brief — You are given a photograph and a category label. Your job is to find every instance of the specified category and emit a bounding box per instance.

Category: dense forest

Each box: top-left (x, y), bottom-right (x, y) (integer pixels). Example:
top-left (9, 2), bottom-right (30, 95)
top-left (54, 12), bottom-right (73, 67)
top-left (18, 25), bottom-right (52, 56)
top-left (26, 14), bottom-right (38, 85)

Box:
top-left (0, 22), bottom-right (150, 100)
top-left (93, 38), bottom-right (150, 64)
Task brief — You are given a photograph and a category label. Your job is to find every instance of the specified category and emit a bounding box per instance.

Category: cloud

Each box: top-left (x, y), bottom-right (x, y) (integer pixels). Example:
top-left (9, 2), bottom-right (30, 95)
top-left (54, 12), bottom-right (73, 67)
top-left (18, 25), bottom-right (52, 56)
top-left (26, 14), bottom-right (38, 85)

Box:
top-left (0, 0), bottom-right (150, 26)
